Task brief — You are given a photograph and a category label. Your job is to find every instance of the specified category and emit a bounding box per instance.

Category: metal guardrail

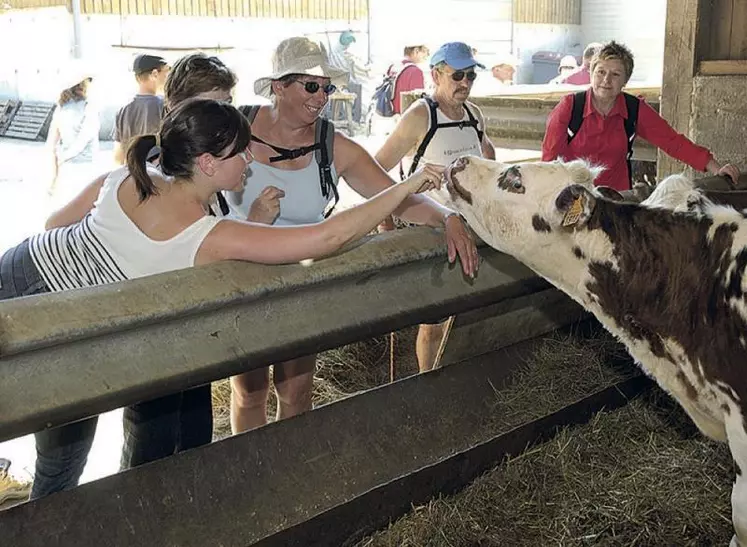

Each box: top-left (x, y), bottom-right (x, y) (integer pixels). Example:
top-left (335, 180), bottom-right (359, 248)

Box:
top-left (0, 228), bottom-right (553, 442)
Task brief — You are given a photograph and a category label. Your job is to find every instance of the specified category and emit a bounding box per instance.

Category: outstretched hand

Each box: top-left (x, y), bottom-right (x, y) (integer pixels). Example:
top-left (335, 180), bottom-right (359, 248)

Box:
top-left (403, 163), bottom-right (445, 194)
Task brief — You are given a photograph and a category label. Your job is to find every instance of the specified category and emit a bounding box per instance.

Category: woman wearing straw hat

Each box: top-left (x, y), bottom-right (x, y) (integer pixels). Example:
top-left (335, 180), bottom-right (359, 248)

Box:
top-left (226, 36), bottom-right (479, 435)
top-left (46, 63), bottom-right (100, 209)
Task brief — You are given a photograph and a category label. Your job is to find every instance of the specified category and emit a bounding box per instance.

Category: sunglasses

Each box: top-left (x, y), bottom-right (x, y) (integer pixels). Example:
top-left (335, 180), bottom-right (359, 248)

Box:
top-left (449, 70), bottom-right (478, 82)
top-left (293, 80), bottom-right (337, 95)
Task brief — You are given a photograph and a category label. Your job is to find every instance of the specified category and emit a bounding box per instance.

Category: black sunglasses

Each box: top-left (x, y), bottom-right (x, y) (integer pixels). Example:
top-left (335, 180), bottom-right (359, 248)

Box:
top-left (293, 80), bottom-right (337, 95)
top-left (450, 70), bottom-right (478, 82)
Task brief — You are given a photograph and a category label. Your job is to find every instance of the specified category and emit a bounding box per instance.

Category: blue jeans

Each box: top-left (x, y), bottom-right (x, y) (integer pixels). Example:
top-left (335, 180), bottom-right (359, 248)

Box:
top-left (0, 239), bottom-right (96, 499)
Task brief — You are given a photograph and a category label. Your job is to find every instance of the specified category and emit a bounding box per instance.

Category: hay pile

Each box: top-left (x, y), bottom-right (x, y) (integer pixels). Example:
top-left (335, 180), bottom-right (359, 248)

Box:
top-left (358, 384), bottom-right (733, 546)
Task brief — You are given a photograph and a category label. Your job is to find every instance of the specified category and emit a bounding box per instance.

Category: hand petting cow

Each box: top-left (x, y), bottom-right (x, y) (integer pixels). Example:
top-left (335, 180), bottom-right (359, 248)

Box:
top-left (439, 155), bottom-right (747, 547)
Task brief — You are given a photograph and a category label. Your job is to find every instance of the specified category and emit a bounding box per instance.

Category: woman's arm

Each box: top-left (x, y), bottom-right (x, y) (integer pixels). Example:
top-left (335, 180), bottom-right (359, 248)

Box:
top-left (196, 166), bottom-right (442, 265)
top-left (339, 133), bottom-right (479, 277)
top-left (45, 172), bottom-right (108, 229)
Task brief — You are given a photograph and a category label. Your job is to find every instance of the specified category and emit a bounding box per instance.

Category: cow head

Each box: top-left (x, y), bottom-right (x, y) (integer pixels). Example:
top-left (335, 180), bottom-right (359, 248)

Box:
top-left (440, 156), bottom-right (605, 256)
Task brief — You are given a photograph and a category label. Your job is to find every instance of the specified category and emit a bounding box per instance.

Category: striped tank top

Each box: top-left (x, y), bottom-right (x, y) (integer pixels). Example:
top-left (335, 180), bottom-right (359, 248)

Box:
top-left (29, 166), bottom-right (222, 292)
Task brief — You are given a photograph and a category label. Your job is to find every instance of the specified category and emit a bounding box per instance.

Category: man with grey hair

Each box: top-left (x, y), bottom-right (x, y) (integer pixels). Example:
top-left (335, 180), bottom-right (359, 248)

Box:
top-left (375, 41), bottom-right (496, 373)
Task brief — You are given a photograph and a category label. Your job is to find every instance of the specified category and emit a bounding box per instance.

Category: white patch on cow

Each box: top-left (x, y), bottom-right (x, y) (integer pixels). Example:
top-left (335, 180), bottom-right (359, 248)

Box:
top-left (642, 173), bottom-right (699, 211)
top-left (740, 335), bottom-right (747, 348)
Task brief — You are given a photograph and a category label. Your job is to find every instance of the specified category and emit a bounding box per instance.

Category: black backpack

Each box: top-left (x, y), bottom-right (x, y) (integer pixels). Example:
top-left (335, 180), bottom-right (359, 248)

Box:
top-left (215, 105), bottom-right (338, 218)
top-left (567, 90), bottom-right (640, 188)
top-left (403, 96), bottom-right (484, 179)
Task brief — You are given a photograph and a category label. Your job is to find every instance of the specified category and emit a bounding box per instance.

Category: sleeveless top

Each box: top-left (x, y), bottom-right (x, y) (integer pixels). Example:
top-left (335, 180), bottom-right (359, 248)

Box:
top-left (417, 106), bottom-right (483, 166)
top-left (29, 165), bottom-right (222, 291)
top-left (225, 157), bottom-right (340, 226)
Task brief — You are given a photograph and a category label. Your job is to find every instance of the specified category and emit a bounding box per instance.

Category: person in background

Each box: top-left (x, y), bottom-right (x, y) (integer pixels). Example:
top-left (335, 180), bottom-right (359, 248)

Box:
top-left (560, 42), bottom-right (603, 86)
top-left (375, 41), bottom-right (495, 374)
top-left (112, 54), bottom-right (170, 165)
top-left (542, 41), bottom-right (740, 191)
top-left (391, 43), bottom-right (430, 116)
top-left (46, 64), bottom-right (99, 208)
top-left (327, 30), bottom-right (369, 122)
top-left (549, 55), bottom-right (578, 84)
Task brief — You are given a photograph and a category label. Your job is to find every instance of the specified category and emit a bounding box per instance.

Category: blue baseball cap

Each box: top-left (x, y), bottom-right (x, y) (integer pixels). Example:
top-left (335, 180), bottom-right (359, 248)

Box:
top-left (430, 42), bottom-right (485, 70)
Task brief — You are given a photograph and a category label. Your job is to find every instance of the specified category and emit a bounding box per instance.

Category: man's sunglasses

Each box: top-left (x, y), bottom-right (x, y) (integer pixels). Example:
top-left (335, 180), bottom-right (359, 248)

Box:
top-left (450, 70), bottom-right (478, 82)
top-left (293, 80), bottom-right (337, 95)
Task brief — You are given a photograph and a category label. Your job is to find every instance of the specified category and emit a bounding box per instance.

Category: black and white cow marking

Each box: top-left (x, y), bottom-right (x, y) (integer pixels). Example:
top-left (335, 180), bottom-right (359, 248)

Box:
top-left (440, 156), bottom-right (747, 547)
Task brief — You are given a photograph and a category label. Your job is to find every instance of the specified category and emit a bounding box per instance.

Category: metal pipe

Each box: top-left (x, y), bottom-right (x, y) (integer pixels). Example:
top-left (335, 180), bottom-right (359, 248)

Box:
top-left (71, 0), bottom-right (83, 58)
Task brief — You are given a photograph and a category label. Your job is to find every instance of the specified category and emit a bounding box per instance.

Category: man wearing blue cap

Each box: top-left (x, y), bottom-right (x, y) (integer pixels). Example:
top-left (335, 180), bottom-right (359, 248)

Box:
top-left (375, 41), bottom-right (495, 373)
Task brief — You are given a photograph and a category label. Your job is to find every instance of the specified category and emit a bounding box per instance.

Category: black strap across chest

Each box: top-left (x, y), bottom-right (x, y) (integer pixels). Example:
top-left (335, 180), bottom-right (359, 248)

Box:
top-left (404, 96), bottom-right (484, 179)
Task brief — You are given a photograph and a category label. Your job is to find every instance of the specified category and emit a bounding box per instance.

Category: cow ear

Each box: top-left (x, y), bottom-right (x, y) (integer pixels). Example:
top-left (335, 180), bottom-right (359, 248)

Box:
top-left (555, 184), bottom-right (597, 228)
top-left (595, 186), bottom-right (625, 202)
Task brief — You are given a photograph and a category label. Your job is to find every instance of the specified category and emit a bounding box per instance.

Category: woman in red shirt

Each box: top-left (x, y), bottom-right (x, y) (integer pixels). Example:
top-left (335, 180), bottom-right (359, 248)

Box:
top-left (541, 41), bottom-right (739, 192)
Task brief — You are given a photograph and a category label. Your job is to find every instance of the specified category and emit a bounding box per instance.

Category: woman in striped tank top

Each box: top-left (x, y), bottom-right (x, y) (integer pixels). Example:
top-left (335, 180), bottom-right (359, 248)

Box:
top-left (0, 98), bottom-right (444, 500)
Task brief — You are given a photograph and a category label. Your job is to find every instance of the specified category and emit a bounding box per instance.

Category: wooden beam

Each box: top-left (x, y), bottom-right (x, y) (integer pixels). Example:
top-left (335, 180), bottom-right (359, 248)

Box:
top-left (658, 0), bottom-right (703, 179)
top-left (699, 59), bottom-right (747, 75)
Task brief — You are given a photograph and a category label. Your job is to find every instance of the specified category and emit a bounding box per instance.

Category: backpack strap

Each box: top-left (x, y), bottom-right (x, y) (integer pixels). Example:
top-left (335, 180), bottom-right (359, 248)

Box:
top-left (566, 90), bottom-right (586, 144)
top-left (315, 117), bottom-right (339, 218)
top-left (622, 92), bottom-right (640, 188)
top-left (462, 103), bottom-right (484, 143)
top-left (407, 96), bottom-right (440, 177)
top-left (405, 97), bottom-right (483, 178)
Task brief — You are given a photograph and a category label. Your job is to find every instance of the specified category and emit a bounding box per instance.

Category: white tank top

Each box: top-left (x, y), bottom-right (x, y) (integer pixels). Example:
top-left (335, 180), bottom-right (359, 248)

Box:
top-left (29, 165), bottom-right (222, 291)
top-left (417, 102), bottom-right (483, 166)
top-left (224, 158), bottom-right (339, 226)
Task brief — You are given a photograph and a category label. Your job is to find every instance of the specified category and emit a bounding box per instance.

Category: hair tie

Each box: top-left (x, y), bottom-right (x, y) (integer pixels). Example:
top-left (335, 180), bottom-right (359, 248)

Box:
top-left (154, 133), bottom-right (161, 148)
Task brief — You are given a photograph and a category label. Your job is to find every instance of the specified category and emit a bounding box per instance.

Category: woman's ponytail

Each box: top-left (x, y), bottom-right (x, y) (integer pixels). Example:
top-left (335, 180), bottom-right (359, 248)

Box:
top-left (125, 134), bottom-right (159, 201)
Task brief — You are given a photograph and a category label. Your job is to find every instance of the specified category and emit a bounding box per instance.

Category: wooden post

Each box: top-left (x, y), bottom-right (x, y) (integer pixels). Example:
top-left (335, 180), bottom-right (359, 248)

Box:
top-left (657, 0), bottom-right (703, 180)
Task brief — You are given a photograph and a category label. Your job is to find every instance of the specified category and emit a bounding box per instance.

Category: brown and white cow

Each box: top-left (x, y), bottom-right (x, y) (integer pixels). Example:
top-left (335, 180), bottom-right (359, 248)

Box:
top-left (439, 156), bottom-right (747, 546)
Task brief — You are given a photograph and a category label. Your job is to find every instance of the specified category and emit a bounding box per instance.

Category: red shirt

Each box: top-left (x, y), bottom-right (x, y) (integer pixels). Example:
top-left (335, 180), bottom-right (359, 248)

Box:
top-left (561, 66), bottom-right (590, 85)
top-left (393, 60), bottom-right (425, 114)
top-left (541, 89), bottom-right (713, 191)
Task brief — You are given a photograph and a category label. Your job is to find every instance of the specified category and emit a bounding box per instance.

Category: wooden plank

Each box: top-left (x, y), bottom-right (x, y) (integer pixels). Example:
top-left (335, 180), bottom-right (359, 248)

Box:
top-left (708, 0), bottom-right (734, 59)
top-left (731, 0), bottom-right (747, 59)
top-left (698, 59), bottom-right (747, 74)
top-left (657, 0), bottom-right (702, 180)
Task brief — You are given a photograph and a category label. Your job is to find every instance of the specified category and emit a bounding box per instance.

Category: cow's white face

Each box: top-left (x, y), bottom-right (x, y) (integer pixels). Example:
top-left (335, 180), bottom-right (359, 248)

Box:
top-left (438, 156), bottom-right (603, 257)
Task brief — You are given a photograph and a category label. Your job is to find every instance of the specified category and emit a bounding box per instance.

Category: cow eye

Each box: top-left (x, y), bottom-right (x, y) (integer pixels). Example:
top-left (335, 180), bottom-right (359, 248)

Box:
top-left (512, 179), bottom-right (523, 189)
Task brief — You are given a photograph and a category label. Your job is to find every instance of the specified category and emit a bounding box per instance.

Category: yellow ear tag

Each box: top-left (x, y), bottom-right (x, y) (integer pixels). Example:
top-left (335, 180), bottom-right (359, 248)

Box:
top-left (562, 196), bottom-right (584, 227)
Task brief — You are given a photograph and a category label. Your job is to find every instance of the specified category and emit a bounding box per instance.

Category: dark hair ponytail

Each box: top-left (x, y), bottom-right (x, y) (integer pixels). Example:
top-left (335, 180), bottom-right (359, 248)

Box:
top-left (125, 99), bottom-right (250, 202)
top-left (126, 134), bottom-right (160, 201)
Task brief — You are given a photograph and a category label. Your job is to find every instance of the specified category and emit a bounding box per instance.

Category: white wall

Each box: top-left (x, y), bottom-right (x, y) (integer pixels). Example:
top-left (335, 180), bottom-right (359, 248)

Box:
top-left (581, 0), bottom-right (666, 84)
top-left (512, 23), bottom-right (583, 84)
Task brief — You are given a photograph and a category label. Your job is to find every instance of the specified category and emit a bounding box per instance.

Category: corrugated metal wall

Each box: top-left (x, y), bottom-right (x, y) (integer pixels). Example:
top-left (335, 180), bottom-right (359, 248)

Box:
top-left (513, 0), bottom-right (581, 24)
top-left (4, 0), bottom-right (368, 18)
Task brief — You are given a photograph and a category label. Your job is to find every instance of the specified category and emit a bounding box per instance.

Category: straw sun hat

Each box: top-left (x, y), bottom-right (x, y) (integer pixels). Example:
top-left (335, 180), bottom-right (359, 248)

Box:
top-left (253, 36), bottom-right (349, 99)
